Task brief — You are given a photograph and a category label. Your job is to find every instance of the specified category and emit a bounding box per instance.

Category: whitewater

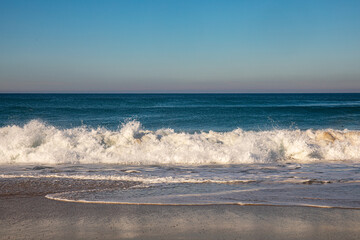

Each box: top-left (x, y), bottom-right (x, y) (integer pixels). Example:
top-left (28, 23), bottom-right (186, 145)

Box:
top-left (1, 120), bottom-right (360, 165)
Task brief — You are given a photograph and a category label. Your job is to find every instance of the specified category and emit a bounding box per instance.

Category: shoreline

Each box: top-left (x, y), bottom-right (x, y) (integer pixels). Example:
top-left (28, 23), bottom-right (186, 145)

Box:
top-left (2, 176), bottom-right (360, 210)
top-left (45, 194), bottom-right (360, 210)
top-left (1, 177), bottom-right (360, 240)
top-left (2, 195), bottom-right (360, 240)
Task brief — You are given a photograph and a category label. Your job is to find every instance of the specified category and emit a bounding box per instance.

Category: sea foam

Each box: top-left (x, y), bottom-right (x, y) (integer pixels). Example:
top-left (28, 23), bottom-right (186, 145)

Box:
top-left (1, 120), bottom-right (360, 165)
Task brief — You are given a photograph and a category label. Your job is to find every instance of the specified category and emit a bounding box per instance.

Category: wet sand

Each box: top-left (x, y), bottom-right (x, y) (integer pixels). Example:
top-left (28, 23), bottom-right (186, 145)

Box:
top-left (1, 179), bottom-right (360, 240)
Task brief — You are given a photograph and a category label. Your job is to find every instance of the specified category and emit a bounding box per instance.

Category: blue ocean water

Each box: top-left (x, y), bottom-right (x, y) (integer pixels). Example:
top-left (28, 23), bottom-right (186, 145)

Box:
top-left (1, 93), bottom-right (360, 207)
top-left (1, 93), bottom-right (360, 131)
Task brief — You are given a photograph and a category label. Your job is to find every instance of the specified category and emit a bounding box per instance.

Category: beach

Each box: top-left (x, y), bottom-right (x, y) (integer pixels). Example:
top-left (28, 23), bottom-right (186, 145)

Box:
top-left (1, 188), bottom-right (360, 240)
top-left (1, 177), bottom-right (360, 240)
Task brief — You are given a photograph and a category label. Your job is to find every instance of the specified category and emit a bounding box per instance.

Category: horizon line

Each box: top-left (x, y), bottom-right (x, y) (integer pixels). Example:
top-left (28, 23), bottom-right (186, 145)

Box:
top-left (1, 92), bottom-right (360, 94)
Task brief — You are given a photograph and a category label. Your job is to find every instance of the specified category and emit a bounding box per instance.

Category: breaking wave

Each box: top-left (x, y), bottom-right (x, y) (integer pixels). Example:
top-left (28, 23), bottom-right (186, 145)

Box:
top-left (1, 120), bottom-right (360, 165)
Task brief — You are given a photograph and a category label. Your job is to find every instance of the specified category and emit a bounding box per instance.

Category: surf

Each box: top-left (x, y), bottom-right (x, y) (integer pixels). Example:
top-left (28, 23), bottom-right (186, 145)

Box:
top-left (1, 120), bottom-right (360, 165)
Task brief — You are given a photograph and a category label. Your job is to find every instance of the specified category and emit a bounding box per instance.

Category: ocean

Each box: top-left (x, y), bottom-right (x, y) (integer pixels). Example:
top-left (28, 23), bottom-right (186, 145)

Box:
top-left (1, 93), bottom-right (360, 208)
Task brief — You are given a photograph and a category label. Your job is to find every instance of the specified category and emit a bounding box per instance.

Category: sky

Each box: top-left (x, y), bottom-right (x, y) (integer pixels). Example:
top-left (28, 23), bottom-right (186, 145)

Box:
top-left (0, 0), bottom-right (360, 93)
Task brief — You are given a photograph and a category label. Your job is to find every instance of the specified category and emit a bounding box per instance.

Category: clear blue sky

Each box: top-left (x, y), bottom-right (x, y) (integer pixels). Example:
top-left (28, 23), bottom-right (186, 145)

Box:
top-left (0, 0), bottom-right (360, 93)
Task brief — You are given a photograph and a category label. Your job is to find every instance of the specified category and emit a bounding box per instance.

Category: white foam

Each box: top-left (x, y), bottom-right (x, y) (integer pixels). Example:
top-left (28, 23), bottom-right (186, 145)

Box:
top-left (1, 120), bottom-right (360, 165)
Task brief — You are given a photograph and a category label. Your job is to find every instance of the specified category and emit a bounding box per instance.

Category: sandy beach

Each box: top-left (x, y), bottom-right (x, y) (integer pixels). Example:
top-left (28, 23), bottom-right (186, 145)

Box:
top-left (1, 178), bottom-right (360, 240)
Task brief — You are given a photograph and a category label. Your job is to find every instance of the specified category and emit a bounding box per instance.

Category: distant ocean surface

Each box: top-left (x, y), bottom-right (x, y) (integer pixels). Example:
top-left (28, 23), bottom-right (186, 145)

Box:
top-left (2, 93), bottom-right (360, 131)
top-left (1, 93), bottom-right (360, 208)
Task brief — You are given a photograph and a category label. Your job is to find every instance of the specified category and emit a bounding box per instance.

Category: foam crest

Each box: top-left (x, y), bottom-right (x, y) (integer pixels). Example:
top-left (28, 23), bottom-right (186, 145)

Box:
top-left (1, 120), bottom-right (360, 165)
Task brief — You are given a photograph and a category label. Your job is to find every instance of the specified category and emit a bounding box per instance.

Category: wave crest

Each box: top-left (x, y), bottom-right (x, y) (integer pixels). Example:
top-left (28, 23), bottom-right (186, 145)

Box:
top-left (1, 120), bottom-right (360, 165)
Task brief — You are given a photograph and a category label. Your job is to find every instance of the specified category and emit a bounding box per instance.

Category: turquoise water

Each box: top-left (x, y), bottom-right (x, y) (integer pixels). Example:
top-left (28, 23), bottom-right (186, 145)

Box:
top-left (1, 93), bottom-right (360, 207)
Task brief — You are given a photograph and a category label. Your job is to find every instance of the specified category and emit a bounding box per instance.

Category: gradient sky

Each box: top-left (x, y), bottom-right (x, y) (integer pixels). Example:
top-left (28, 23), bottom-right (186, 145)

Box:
top-left (1, 0), bottom-right (360, 93)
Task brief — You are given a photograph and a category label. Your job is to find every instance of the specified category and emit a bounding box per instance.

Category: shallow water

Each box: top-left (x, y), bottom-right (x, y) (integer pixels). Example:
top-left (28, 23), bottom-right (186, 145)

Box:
top-left (1, 163), bottom-right (359, 208)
